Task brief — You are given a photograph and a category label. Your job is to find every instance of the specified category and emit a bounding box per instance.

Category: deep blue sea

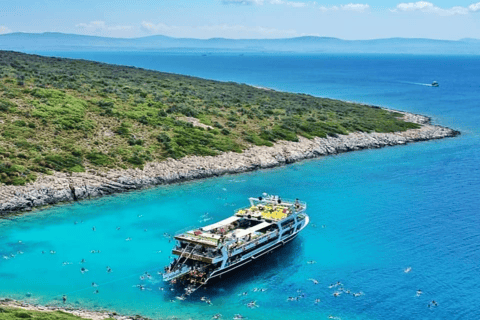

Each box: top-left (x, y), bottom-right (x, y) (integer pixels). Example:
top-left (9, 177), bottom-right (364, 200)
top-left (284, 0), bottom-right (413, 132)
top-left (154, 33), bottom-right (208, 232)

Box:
top-left (1, 52), bottom-right (479, 320)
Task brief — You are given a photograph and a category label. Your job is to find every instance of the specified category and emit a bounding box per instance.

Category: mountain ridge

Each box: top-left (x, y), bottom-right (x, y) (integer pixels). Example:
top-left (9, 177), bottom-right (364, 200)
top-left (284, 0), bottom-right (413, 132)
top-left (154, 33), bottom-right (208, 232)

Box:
top-left (1, 32), bottom-right (479, 54)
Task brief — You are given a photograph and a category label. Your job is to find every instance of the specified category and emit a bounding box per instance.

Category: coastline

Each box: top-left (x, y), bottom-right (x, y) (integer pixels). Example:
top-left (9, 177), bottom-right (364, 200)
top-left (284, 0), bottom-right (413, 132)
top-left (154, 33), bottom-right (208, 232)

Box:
top-left (0, 298), bottom-right (148, 320)
top-left (0, 109), bottom-right (459, 215)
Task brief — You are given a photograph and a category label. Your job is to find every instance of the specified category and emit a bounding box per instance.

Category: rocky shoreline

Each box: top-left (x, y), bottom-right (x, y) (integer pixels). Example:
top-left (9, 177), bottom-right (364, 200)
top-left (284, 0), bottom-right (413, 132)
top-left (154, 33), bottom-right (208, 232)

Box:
top-left (0, 298), bottom-right (149, 320)
top-left (0, 110), bottom-right (459, 215)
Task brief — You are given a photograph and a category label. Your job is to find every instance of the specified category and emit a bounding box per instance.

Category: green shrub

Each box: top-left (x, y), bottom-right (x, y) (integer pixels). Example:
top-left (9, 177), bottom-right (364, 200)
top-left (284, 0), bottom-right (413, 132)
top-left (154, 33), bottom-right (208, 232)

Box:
top-left (14, 120), bottom-right (27, 127)
top-left (86, 152), bottom-right (112, 166)
top-left (43, 154), bottom-right (84, 172)
top-left (13, 311), bottom-right (32, 318)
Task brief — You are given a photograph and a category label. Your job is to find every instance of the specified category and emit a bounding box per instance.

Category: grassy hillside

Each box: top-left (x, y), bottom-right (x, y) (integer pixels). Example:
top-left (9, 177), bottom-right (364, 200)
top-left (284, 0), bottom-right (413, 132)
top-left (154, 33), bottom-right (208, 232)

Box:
top-left (0, 51), bottom-right (419, 186)
top-left (0, 306), bottom-right (92, 320)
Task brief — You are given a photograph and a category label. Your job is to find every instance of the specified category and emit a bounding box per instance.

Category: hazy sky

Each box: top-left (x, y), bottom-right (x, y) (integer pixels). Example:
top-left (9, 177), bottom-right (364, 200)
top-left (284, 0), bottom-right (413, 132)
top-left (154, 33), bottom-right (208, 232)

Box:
top-left (1, 1), bottom-right (479, 39)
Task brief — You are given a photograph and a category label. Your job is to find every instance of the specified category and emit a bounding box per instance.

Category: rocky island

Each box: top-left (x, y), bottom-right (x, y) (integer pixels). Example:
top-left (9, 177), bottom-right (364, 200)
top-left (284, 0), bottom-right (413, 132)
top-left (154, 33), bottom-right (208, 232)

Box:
top-left (0, 51), bottom-right (459, 214)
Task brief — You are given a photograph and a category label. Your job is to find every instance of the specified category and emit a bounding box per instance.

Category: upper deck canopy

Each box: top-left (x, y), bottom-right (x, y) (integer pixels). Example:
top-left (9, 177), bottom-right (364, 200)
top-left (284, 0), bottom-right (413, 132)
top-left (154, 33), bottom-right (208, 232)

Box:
top-left (202, 216), bottom-right (240, 232)
top-left (232, 221), bottom-right (271, 239)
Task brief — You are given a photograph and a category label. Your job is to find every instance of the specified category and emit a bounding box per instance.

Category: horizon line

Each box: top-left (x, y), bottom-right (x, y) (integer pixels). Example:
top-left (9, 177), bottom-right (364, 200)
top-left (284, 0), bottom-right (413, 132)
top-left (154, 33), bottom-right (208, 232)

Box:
top-left (1, 31), bottom-right (478, 42)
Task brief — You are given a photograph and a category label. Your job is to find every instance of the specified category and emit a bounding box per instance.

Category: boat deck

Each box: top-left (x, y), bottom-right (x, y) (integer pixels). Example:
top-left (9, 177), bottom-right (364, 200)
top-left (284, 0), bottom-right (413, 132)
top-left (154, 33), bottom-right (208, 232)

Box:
top-left (235, 203), bottom-right (293, 221)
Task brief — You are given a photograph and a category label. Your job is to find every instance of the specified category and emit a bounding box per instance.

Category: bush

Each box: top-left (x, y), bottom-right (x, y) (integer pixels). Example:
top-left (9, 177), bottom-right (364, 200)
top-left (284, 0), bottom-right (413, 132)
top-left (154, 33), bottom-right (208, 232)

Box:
top-left (86, 152), bottom-right (112, 166)
top-left (43, 154), bottom-right (84, 172)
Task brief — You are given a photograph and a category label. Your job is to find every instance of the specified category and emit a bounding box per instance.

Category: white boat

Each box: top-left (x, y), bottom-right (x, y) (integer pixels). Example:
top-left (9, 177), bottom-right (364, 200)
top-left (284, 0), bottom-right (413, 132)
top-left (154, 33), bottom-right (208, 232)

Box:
top-left (163, 195), bottom-right (309, 287)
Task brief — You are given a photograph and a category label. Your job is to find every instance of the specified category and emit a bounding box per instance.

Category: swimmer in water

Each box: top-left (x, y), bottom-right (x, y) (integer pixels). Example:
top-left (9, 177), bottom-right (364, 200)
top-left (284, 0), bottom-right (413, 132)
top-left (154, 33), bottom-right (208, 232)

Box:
top-left (125, 237), bottom-right (132, 241)
top-left (92, 282), bottom-right (98, 287)
top-left (92, 227), bottom-right (96, 231)
top-left (314, 298), bottom-right (321, 304)
top-left (333, 292), bottom-right (341, 297)
top-left (93, 289), bottom-right (99, 294)
top-left (80, 267), bottom-right (88, 274)
top-left (404, 267), bottom-right (412, 273)
top-left (309, 278), bottom-right (319, 285)
top-left (62, 295), bottom-right (67, 304)
top-left (116, 227), bottom-right (121, 230)
top-left (307, 260), bottom-right (317, 264)
top-left (106, 266), bottom-right (112, 273)
top-left (212, 314), bottom-right (222, 319)
top-left (416, 289), bottom-right (423, 297)
top-left (80, 259), bottom-right (86, 263)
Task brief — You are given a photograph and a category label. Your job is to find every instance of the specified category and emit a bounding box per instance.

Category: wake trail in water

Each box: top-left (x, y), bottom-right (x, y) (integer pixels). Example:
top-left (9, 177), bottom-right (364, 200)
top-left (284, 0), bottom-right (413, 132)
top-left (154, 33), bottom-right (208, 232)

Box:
top-left (397, 80), bottom-right (433, 87)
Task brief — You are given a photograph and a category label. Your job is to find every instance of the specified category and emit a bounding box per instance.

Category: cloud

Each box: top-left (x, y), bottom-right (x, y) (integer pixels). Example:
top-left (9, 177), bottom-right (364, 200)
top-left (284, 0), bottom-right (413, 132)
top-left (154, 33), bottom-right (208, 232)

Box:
top-left (391, 1), bottom-right (480, 16)
top-left (76, 21), bottom-right (133, 32)
top-left (0, 26), bottom-right (12, 34)
top-left (222, 0), bottom-right (307, 7)
top-left (341, 3), bottom-right (370, 12)
top-left (318, 3), bottom-right (370, 12)
top-left (469, 2), bottom-right (480, 12)
top-left (269, 0), bottom-right (307, 7)
top-left (141, 21), bottom-right (312, 39)
top-left (222, 0), bottom-right (264, 4)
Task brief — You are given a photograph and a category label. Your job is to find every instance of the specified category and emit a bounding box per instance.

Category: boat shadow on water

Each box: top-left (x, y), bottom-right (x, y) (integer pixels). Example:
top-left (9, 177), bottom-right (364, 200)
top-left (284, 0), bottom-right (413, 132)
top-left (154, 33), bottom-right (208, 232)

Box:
top-left (164, 237), bottom-right (303, 300)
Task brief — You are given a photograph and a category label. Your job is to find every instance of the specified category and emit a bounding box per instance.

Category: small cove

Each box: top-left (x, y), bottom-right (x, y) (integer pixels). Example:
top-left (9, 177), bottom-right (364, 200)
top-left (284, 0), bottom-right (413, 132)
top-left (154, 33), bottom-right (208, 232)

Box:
top-left (1, 53), bottom-right (479, 319)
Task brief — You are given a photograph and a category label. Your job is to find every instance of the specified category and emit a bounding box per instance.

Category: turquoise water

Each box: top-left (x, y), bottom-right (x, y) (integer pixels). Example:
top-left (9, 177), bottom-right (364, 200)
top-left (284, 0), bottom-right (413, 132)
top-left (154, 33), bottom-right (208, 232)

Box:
top-left (1, 53), bottom-right (480, 319)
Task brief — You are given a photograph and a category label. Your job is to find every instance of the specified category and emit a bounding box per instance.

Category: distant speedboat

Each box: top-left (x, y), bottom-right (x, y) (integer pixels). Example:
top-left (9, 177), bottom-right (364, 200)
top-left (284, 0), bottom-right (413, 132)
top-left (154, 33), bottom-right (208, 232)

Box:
top-left (431, 81), bottom-right (439, 87)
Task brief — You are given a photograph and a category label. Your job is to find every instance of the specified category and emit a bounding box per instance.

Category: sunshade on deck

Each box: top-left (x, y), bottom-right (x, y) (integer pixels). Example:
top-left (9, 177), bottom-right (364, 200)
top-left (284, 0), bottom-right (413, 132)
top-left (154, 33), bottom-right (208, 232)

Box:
top-left (234, 221), bottom-right (271, 239)
top-left (202, 216), bottom-right (241, 231)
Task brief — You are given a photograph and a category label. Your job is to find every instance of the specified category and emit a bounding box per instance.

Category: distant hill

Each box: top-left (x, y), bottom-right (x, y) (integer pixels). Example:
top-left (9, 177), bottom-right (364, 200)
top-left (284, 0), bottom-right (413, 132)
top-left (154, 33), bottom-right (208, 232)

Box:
top-left (1, 32), bottom-right (479, 54)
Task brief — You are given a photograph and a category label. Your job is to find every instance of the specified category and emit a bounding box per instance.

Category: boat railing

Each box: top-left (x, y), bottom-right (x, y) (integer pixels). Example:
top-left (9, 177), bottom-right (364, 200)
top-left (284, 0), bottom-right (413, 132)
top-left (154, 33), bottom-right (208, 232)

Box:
top-left (174, 225), bottom-right (197, 237)
top-left (163, 265), bottom-right (191, 282)
top-left (230, 229), bottom-right (279, 252)
top-left (247, 197), bottom-right (307, 212)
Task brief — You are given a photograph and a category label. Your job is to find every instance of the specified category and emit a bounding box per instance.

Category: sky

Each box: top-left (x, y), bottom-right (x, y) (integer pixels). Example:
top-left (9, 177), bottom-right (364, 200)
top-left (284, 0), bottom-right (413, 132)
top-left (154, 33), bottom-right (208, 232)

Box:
top-left (0, 1), bottom-right (479, 40)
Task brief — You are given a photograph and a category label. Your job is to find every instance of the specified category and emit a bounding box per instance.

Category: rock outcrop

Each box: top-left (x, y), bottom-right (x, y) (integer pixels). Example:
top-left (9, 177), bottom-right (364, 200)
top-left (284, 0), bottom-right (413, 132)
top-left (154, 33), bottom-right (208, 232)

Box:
top-left (0, 111), bottom-right (459, 215)
top-left (0, 298), bottom-right (148, 320)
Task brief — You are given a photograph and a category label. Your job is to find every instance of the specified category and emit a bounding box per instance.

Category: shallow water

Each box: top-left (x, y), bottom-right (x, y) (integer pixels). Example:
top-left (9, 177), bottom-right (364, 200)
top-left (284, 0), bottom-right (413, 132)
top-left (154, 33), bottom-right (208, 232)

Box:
top-left (1, 53), bottom-right (479, 319)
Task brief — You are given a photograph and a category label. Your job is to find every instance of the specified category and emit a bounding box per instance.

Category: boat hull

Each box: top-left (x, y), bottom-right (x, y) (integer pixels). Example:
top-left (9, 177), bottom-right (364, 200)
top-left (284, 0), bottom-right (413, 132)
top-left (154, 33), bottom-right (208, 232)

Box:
top-left (205, 232), bottom-right (299, 284)
top-left (205, 215), bottom-right (309, 284)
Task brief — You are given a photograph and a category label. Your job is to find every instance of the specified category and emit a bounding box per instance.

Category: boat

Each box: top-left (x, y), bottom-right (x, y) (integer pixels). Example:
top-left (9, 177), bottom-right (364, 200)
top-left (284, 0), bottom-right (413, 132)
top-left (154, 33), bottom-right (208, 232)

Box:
top-left (163, 195), bottom-right (309, 290)
top-left (432, 81), bottom-right (439, 87)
